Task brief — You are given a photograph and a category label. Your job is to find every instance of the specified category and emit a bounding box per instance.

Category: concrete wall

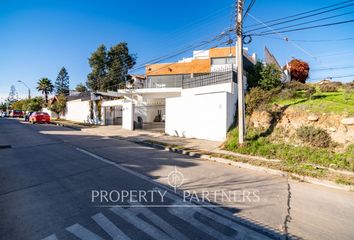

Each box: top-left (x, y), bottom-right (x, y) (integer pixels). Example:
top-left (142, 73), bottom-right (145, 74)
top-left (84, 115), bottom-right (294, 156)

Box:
top-left (122, 100), bottom-right (134, 130)
top-left (165, 83), bottom-right (237, 141)
top-left (66, 99), bottom-right (91, 123)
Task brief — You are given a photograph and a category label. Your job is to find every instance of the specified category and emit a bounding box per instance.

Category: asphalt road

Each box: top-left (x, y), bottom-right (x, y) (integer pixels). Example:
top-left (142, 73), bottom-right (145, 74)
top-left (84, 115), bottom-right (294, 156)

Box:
top-left (1, 118), bottom-right (354, 240)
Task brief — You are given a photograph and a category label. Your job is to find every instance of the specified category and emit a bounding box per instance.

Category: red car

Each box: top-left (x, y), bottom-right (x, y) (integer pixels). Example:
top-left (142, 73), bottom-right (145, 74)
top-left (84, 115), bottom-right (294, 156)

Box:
top-left (29, 112), bottom-right (51, 124)
top-left (10, 110), bottom-right (24, 118)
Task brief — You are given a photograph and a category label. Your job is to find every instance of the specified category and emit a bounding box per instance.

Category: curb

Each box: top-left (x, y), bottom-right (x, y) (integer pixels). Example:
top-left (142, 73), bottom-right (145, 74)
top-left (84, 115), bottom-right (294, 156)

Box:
top-left (51, 122), bottom-right (82, 131)
top-left (136, 140), bottom-right (354, 192)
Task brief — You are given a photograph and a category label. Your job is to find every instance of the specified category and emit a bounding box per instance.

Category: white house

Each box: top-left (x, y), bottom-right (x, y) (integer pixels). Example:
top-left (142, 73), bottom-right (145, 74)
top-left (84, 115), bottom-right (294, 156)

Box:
top-left (98, 46), bottom-right (255, 141)
top-left (61, 46), bottom-right (255, 141)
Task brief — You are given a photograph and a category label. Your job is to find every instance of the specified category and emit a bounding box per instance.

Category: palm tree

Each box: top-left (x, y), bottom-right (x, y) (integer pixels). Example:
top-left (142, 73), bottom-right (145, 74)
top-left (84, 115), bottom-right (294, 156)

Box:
top-left (37, 78), bottom-right (54, 104)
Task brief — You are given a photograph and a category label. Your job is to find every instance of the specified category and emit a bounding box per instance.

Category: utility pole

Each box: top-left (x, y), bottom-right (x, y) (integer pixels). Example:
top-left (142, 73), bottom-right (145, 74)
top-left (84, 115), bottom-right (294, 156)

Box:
top-left (236, 0), bottom-right (245, 144)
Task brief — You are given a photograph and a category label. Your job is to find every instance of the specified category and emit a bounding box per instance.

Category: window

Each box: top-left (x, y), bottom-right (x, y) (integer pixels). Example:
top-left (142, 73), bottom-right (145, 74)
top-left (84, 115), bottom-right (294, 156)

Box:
top-left (211, 57), bottom-right (235, 65)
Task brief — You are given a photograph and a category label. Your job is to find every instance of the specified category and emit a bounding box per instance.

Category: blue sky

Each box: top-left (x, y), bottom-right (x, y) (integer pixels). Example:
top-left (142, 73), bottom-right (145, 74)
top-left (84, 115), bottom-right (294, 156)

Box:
top-left (1, 0), bottom-right (354, 99)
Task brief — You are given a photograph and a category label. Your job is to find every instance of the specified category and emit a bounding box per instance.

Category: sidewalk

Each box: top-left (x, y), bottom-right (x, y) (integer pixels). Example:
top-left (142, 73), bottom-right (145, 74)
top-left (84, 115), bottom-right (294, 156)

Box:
top-left (81, 125), bottom-right (222, 152)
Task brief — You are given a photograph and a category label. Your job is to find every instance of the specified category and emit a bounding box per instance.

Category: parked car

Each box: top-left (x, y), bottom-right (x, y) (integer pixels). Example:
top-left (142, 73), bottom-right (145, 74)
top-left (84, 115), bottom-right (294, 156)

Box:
top-left (24, 112), bottom-right (34, 122)
top-left (10, 110), bottom-right (24, 118)
top-left (29, 112), bottom-right (51, 124)
top-left (1, 112), bottom-right (8, 118)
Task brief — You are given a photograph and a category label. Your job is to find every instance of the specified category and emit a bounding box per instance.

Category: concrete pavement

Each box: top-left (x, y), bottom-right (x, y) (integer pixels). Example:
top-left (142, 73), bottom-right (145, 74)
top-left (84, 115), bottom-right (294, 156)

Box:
top-left (1, 118), bottom-right (354, 239)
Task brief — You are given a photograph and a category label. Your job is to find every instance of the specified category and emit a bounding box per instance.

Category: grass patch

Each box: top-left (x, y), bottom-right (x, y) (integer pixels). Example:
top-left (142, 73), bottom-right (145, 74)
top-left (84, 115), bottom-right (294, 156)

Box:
top-left (52, 119), bottom-right (97, 128)
top-left (273, 89), bottom-right (354, 115)
top-left (225, 128), bottom-right (354, 172)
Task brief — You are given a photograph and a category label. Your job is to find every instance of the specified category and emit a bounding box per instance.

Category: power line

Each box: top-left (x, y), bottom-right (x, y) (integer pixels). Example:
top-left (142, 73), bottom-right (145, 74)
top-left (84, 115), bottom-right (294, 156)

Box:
top-left (246, 13), bottom-right (320, 61)
top-left (90, 5), bottom-right (235, 73)
top-left (243, 0), bottom-right (256, 19)
top-left (311, 65), bottom-right (354, 71)
top-left (129, 29), bottom-right (231, 73)
top-left (106, 39), bottom-right (233, 89)
top-left (244, 0), bottom-right (354, 28)
top-left (140, 38), bottom-right (233, 76)
top-left (312, 74), bottom-right (354, 80)
top-left (257, 35), bottom-right (354, 42)
top-left (249, 19), bottom-right (354, 36)
top-left (245, 2), bottom-right (354, 33)
top-left (258, 10), bottom-right (354, 35)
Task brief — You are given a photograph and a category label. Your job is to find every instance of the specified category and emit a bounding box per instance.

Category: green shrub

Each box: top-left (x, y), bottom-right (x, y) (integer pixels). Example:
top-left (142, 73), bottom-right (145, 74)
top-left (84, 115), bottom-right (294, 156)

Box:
top-left (345, 81), bottom-right (354, 89)
top-left (304, 86), bottom-right (316, 99)
top-left (277, 88), bottom-right (297, 100)
top-left (319, 83), bottom-right (338, 92)
top-left (245, 87), bottom-right (272, 115)
top-left (259, 63), bottom-right (282, 90)
top-left (285, 81), bottom-right (310, 91)
top-left (296, 126), bottom-right (332, 148)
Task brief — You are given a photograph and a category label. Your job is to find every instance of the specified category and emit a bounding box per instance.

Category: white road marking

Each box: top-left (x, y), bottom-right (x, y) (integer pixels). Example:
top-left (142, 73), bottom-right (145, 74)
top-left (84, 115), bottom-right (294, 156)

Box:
top-left (162, 190), bottom-right (271, 240)
top-left (66, 223), bottom-right (104, 240)
top-left (41, 234), bottom-right (59, 240)
top-left (110, 206), bottom-right (172, 240)
top-left (76, 148), bottom-right (273, 239)
top-left (92, 213), bottom-right (131, 240)
top-left (169, 205), bottom-right (234, 239)
top-left (126, 203), bottom-right (188, 240)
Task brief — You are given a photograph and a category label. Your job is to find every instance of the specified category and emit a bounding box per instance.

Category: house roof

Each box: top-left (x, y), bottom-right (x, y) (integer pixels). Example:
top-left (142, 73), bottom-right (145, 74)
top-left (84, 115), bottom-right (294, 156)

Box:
top-left (67, 91), bottom-right (91, 101)
top-left (264, 47), bottom-right (282, 70)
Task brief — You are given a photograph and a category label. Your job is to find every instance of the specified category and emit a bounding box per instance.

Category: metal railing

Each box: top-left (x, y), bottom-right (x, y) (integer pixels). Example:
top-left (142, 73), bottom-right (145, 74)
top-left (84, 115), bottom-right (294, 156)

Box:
top-left (117, 70), bottom-right (236, 90)
top-left (182, 70), bottom-right (236, 89)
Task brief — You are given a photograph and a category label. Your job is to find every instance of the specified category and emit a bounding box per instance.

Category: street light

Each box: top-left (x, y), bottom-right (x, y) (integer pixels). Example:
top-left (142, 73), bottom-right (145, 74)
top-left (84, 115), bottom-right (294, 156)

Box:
top-left (17, 80), bottom-right (31, 99)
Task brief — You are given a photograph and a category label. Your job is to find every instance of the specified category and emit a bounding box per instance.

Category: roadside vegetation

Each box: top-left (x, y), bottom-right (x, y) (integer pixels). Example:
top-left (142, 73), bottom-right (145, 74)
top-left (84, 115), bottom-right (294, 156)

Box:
top-left (226, 59), bottom-right (354, 184)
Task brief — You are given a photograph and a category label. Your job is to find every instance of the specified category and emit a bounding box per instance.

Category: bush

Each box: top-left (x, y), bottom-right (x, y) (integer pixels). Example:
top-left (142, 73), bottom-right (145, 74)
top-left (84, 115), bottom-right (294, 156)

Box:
top-left (285, 81), bottom-right (310, 91)
top-left (245, 87), bottom-right (273, 115)
top-left (319, 83), bottom-right (338, 92)
top-left (259, 63), bottom-right (282, 90)
top-left (304, 86), bottom-right (316, 99)
top-left (246, 61), bottom-right (263, 90)
top-left (345, 81), bottom-right (354, 89)
top-left (296, 126), bottom-right (332, 148)
top-left (277, 88), bottom-right (297, 100)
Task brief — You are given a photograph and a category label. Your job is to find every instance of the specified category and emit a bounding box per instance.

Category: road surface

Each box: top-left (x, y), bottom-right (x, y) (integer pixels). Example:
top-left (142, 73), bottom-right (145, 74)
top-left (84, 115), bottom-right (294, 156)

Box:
top-left (1, 118), bottom-right (354, 239)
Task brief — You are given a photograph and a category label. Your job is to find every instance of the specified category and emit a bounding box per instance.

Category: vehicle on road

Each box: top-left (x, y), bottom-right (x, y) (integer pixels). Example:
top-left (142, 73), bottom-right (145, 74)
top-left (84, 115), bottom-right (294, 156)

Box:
top-left (10, 110), bottom-right (24, 118)
top-left (29, 112), bottom-right (51, 124)
top-left (24, 112), bottom-right (34, 122)
top-left (1, 112), bottom-right (8, 118)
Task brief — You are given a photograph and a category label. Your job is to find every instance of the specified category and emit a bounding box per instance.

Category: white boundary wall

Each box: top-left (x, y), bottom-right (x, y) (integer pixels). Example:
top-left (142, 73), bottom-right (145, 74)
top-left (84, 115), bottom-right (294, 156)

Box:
top-left (165, 83), bottom-right (237, 141)
top-left (66, 99), bottom-right (91, 123)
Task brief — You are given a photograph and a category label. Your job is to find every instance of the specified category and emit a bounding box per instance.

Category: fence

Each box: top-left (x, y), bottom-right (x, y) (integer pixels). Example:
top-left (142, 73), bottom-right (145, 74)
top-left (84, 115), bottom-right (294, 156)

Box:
top-left (182, 70), bottom-right (236, 89)
top-left (117, 70), bottom-right (236, 90)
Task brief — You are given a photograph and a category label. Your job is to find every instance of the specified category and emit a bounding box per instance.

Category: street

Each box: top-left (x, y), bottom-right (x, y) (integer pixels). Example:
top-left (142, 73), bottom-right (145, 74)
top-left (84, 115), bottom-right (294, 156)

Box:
top-left (1, 118), bottom-right (354, 240)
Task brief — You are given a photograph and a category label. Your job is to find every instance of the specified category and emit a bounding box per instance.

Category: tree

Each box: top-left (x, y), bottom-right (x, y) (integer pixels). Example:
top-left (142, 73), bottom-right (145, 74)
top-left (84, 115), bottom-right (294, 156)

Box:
top-left (106, 42), bottom-right (136, 91)
top-left (288, 59), bottom-right (310, 83)
top-left (246, 61), bottom-right (263, 90)
top-left (75, 83), bottom-right (88, 92)
top-left (55, 67), bottom-right (70, 95)
top-left (10, 97), bottom-right (43, 111)
top-left (259, 63), bottom-right (282, 90)
top-left (26, 97), bottom-right (43, 112)
top-left (0, 102), bottom-right (7, 112)
top-left (8, 85), bottom-right (18, 102)
top-left (11, 100), bottom-right (26, 110)
top-left (37, 78), bottom-right (54, 104)
top-left (49, 94), bottom-right (67, 119)
top-left (86, 43), bottom-right (136, 91)
top-left (87, 44), bottom-right (108, 91)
